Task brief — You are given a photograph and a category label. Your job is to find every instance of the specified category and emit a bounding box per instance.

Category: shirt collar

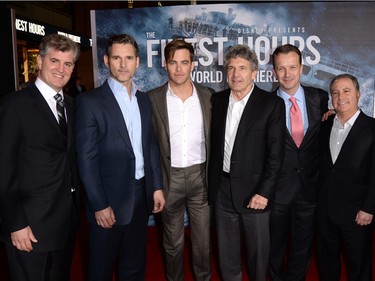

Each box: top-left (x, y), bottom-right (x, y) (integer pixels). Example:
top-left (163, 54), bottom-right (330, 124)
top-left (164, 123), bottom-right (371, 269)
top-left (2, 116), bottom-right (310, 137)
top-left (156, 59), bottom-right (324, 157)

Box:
top-left (167, 81), bottom-right (197, 98)
top-left (229, 83), bottom-right (254, 106)
top-left (35, 77), bottom-right (63, 100)
top-left (277, 85), bottom-right (304, 102)
top-left (108, 76), bottom-right (138, 97)
top-left (334, 109), bottom-right (360, 127)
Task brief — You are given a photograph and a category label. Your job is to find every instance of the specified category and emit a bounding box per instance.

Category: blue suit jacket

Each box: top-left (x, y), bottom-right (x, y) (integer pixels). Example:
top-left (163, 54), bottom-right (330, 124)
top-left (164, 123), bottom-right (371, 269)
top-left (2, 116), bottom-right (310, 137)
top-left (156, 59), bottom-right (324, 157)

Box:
top-left (75, 80), bottom-right (163, 225)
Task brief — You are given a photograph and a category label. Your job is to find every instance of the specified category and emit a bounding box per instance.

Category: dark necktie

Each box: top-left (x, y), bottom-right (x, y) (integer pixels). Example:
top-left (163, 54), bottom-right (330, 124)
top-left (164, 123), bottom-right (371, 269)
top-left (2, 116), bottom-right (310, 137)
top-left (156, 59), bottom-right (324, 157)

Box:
top-left (54, 93), bottom-right (67, 136)
top-left (289, 97), bottom-right (304, 147)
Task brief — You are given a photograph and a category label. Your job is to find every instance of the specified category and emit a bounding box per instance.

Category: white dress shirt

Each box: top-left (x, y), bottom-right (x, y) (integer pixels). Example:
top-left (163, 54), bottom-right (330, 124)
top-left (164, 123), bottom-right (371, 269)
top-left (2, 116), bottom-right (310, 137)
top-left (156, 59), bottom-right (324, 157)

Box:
top-left (35, 77), bottom-right (66, 122)
top-left (223, 85), bottom-right (254, 173)
top-left (330, 109), bottom-right (360, 163)
top-left (167, 83), bottom-right (205, 168)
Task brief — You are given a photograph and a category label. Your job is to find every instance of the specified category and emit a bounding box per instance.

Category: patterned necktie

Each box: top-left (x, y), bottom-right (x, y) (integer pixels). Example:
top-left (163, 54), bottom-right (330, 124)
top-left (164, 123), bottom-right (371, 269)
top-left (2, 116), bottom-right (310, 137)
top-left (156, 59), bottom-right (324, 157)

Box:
top-left (54, 93), bottom-right (67, 136)
top-left (289, 97), bottom-right (304, 147)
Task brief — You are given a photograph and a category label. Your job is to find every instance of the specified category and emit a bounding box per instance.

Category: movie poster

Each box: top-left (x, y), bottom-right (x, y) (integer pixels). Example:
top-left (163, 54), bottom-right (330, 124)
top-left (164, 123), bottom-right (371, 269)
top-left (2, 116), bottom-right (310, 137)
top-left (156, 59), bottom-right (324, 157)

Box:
top-left (92, 2), bottom-right (375, 117)
top-left (91, 2), bottom-right (375, 226)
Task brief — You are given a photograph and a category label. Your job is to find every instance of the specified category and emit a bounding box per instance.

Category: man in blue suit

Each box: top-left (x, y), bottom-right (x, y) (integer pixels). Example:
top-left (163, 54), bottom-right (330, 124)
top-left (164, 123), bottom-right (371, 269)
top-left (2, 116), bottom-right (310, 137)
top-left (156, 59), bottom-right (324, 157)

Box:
top-left (75, 34), bottom-right (165, 281)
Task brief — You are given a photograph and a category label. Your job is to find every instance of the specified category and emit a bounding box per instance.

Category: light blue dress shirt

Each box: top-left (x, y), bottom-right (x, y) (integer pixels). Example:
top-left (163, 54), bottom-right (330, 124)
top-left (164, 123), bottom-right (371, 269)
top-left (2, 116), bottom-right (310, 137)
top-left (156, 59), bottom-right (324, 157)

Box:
top-left (108, 77), bottom-right (145, 179)
top-left (277, 85), bottom-right (309, 136)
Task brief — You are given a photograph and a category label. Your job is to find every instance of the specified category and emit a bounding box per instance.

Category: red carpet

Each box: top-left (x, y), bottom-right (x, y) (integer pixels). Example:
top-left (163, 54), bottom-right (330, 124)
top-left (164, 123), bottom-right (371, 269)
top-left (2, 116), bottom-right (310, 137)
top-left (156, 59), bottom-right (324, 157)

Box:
top-left (1, 220), bottom-right (374, 281)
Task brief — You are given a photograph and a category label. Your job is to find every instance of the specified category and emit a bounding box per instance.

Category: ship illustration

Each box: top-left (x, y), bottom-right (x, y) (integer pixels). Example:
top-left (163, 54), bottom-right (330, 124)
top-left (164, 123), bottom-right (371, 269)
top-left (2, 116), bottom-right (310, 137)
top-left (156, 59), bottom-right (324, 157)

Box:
top-left (167, 7), bottom-right (374, 116)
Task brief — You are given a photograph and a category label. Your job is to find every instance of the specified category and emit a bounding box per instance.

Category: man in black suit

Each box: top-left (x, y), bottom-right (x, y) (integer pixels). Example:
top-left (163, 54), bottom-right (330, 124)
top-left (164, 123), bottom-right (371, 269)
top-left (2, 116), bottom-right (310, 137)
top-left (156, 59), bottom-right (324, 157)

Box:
top-left (269, 44), bottom-right (329, 281)
top-left (318, 73), bottom-right (375, 281)
top-left (208, 45), bottom-right (285, 281)
top-left (75, 34), bottom-right (165, 281)
top-left (0, 33), bottom-right (81, 281)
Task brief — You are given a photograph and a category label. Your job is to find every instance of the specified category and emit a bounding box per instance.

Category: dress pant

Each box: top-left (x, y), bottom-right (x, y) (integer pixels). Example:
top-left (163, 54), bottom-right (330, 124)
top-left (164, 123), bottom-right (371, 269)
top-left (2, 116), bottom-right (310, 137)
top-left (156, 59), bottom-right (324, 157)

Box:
top-left (317, 214), bottom-right (373, 281)
top-left (214, 175), bottom-right (270, 281)
top-left (269, 191), bottom-right (316, 281)
top-left (5, 202), bottom-right (77, 281)
top-left (162, 163), bottom-right (211, 281)
top-left (88, 178), bottom-right (148, 281)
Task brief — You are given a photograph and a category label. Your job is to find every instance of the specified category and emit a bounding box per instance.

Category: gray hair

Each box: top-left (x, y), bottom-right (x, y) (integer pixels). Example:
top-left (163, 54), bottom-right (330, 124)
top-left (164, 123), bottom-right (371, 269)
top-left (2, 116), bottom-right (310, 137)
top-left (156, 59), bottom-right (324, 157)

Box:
top-left (329, 73), bottom-right (360, 93)
top-left (224, 45), bottom-right (259, 71)
top-left (39, 33), bottom-right (80, 63)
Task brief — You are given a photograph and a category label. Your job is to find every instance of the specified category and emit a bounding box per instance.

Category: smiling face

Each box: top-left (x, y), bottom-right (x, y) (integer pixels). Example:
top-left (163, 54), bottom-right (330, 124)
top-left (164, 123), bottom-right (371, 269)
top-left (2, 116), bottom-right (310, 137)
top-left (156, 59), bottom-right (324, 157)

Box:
top-left (331, 76), bottom-right (360, 119)
top-left (273, 51), bottom-right (303, 96)
top-left (226, 56), bottom-right (257, 99)
top-left (37, 48), bottom-right (75, 92)
top-left (104, 43), bottom-right (139, 88)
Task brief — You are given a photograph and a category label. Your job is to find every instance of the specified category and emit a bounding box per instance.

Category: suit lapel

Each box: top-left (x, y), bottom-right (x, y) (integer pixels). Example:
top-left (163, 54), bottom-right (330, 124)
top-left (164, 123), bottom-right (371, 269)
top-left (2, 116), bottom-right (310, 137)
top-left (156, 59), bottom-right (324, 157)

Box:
top-left (273, 88), bottom-right (295, 147)
top-left (100, 82), bottom-right (133, 152)
top-left (29, 84), bottom-right (64, 137)
top-left (302, 88), bottom-right (320, 146)
top-left (322, 117), bottom-right (334, 166)
top-left (64, 95), bottom-right (74, 148)
top-left (333, 112), bottom-right (366, 165)
top-left (136, 91), bottom-right (148, 151)
top-left (234, 87), bottom-right (263, 143)
top-left (196, 85), bottom-right (211, 145)
top-left (152, 84), bottom-right (170, 139)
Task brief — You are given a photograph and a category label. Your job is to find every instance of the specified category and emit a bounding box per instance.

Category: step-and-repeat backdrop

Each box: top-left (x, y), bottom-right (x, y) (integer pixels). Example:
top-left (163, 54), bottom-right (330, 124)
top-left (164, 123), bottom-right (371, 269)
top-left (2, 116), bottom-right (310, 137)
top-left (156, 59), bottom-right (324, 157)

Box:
top-left (91, 2), bottom-right (375, 117)
top-left (91, 2), bottom-right (375, 225)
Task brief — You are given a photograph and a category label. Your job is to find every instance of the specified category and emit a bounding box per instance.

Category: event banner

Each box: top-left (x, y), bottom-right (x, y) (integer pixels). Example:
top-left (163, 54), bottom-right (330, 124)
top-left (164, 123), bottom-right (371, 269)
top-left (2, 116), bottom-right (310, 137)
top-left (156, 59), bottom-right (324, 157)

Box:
top-left (91, 2), bottom-right (375, 117)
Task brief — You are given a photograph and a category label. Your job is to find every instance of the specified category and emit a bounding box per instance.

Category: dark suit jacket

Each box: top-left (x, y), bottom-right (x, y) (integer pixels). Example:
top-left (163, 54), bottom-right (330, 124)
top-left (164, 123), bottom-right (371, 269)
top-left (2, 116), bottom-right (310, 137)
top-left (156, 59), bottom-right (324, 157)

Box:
top-left (147, 82), bottom-right (214, 196)
top-left (274, 86), bottom-right (328, 204)
top-left (318, 112), bottom-right (375, 224)
top-left (75, 80), bottom-right (163, 225)
top-left (0, 83), bottom-right (80, 251)
top-left (208, 85), bottom-right (286, 213)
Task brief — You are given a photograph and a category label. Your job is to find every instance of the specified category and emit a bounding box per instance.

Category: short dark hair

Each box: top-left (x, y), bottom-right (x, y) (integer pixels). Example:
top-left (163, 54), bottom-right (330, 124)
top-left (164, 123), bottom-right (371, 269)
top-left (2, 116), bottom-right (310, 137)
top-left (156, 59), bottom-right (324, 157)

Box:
top-left (272, 44), bottom-right (302, 67)
top-left (164, 39), bottom-right (194, 63)
top-left (39, 33), bottom-right (80, 63)
top-left (106, 34), bottom-right (139, 57)
top-left (224, 45), bottom-right (258, 71)
top-left (329, 73), bottom-right (360, 93)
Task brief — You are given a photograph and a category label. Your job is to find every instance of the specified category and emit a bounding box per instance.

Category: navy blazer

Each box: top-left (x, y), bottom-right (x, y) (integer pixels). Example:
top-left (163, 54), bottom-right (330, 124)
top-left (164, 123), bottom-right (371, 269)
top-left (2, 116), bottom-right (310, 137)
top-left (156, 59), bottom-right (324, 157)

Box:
top-left (274, 86), bottom-right (328, 204)
top-left (208, 85), bottom-right (285, 213)
top-left (0, 83), bottom-right (80, 251)
top-left (75, 80), bottom-right (163, 225)
top-left (318, 112), bottom-right (375, 224)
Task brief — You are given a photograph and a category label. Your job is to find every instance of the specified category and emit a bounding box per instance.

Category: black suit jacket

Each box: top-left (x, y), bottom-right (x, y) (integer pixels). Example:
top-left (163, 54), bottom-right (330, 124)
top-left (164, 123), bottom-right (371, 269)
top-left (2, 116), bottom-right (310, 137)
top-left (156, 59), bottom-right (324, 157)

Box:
top-left (0, 83), bottom-right (80, 251)
top-left (208, 85), bottom-right (285, 213)
top-left (274, 86), bottom-right (328, 204)
top-left (75, 81), bottom-right (163, 225)
top-left (318, 112), bottom-right (375, 224)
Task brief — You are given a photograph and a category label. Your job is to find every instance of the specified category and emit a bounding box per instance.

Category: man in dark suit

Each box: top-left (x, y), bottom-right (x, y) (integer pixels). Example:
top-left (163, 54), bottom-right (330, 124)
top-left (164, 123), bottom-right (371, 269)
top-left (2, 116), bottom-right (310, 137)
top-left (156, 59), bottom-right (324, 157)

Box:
top-left (148, 39), bottom-right (213, 281)
top-left (75, 34), bottom-right (165, 281)
top-left (269, 44), bottom-right (329, 281)
top-left (208, 45), bottom-right (285, 281)
top-left (318, 73), bottom-right (375, 281)
top-left (0, 33), bottom-right (81, 281)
